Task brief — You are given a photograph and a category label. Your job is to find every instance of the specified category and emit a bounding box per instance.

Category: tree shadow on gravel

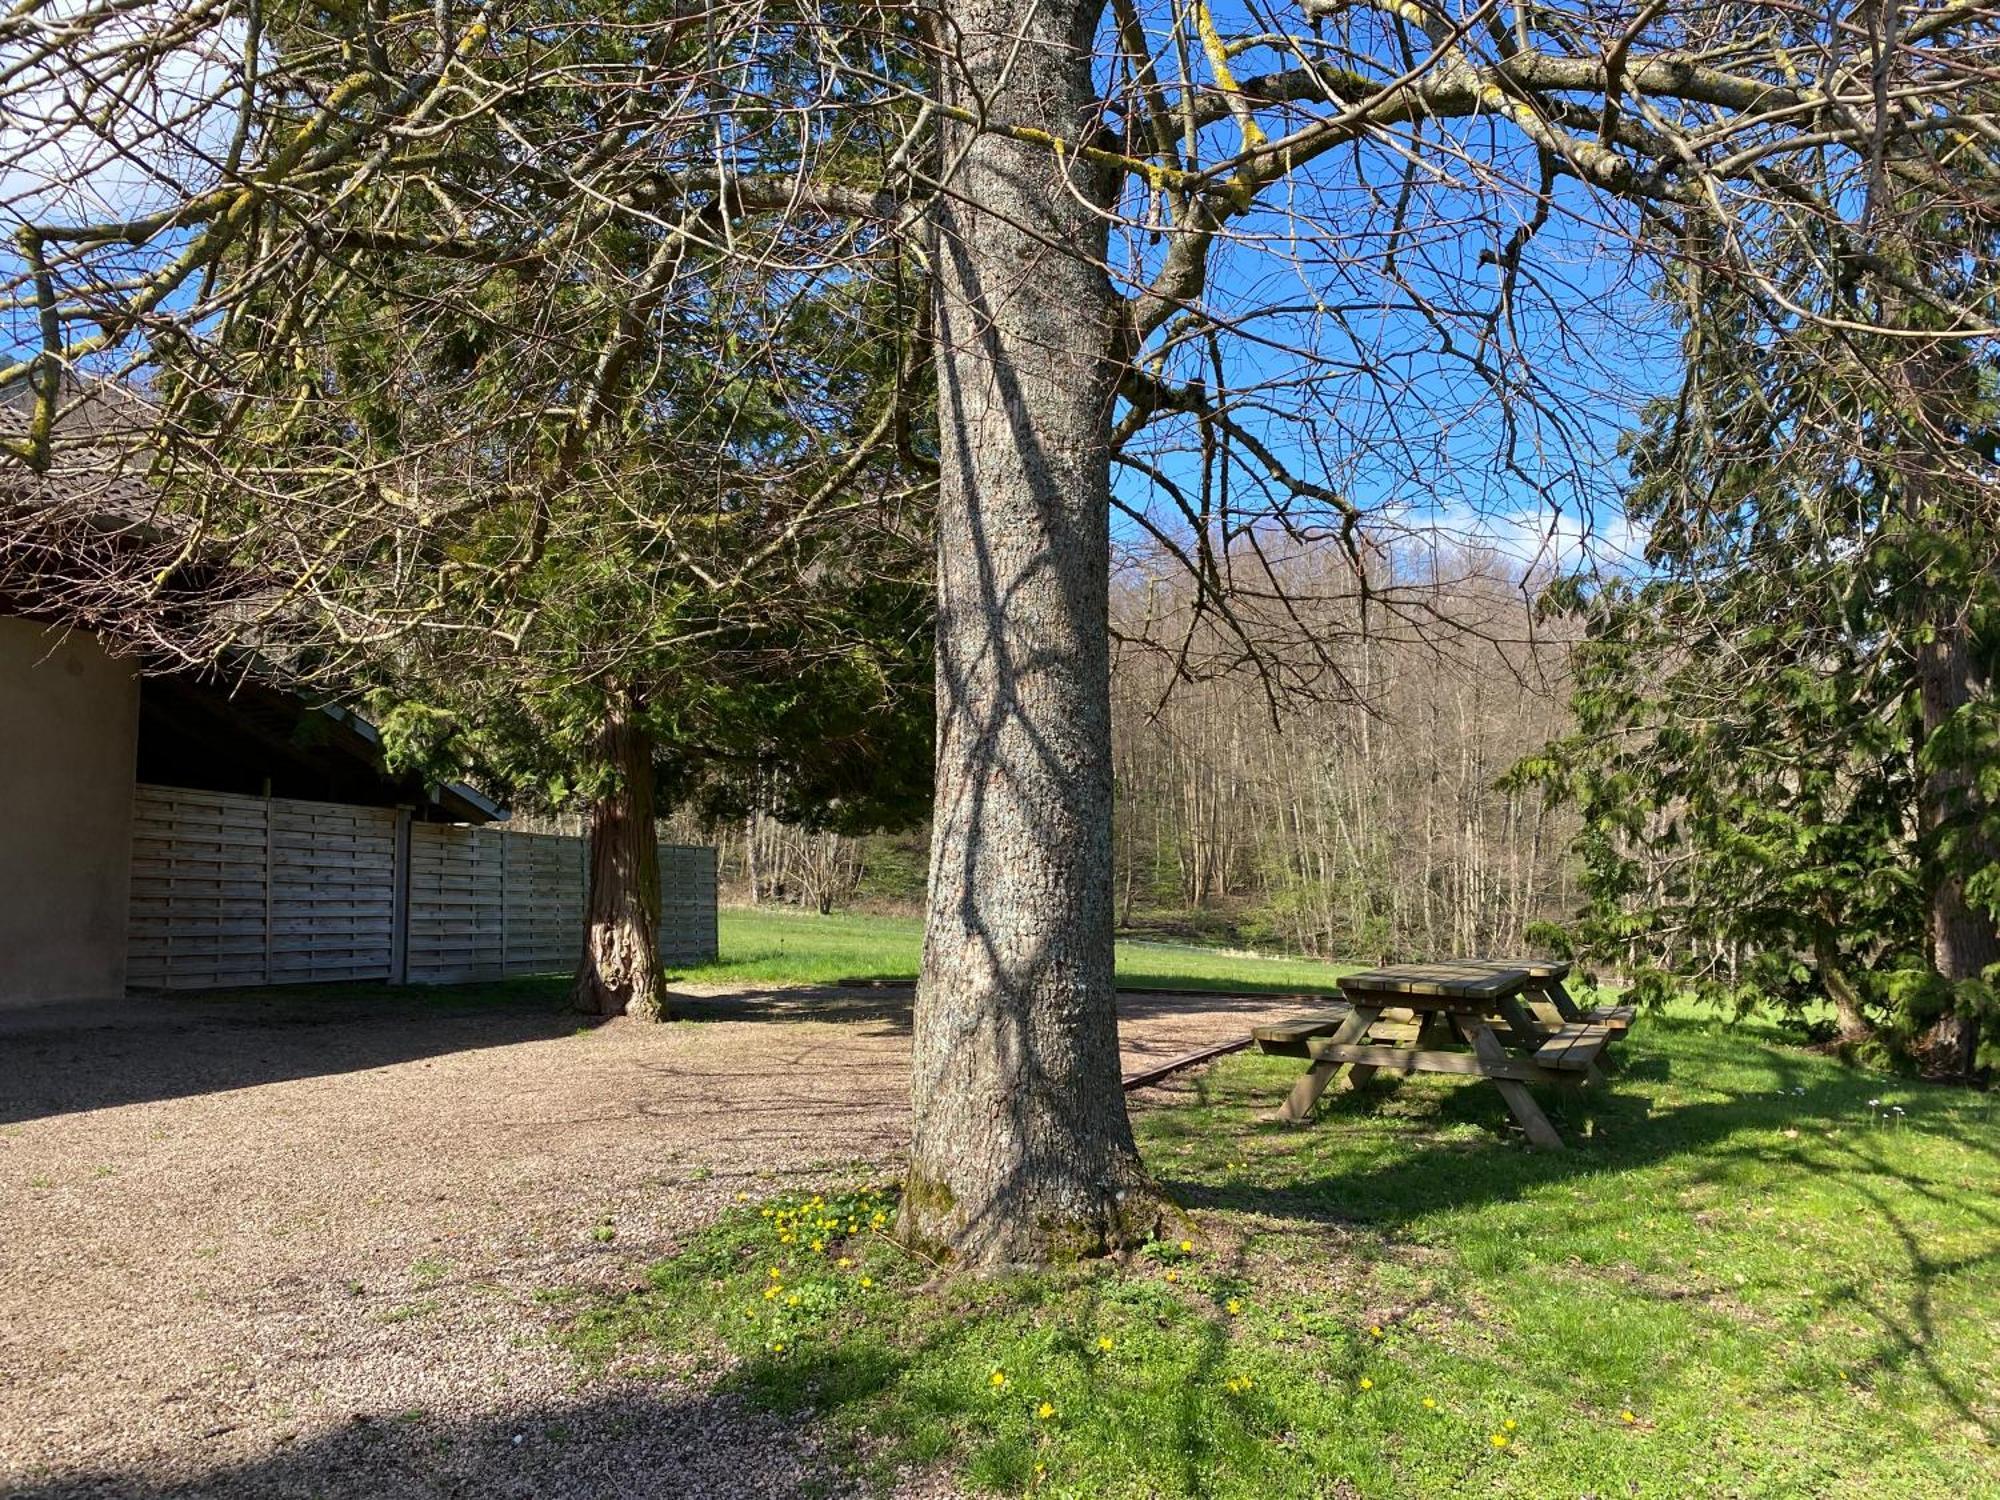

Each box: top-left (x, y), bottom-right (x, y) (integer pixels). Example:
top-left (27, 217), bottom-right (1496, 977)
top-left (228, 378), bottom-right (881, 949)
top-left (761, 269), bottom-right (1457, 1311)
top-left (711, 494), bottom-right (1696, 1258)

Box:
top-left (1, 976), bottom-right (1285, 1126)
top-left (0, 1388), bottom-right (849, 1500)
top-left (0, 982), bottom-right (586, 1124)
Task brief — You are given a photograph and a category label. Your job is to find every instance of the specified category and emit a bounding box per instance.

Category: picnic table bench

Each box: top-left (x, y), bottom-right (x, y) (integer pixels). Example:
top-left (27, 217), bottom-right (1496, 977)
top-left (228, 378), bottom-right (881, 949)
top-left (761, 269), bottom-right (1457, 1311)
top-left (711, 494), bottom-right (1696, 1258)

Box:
top-left (1251, 962), bottom-right (1619, 1149)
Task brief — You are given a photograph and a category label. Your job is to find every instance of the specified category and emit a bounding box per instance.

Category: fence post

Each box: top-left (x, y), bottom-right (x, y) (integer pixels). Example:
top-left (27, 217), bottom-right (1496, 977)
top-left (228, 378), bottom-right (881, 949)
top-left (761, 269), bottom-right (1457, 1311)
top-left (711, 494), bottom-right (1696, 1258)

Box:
top-left (262, 796), bottom-right (275, 985)
top-left (706, 846), bottom-right (719, 960)
top-left (496, 827), bottom-right (510, 978)
top-left (389, 807), bottom-right (413, 985)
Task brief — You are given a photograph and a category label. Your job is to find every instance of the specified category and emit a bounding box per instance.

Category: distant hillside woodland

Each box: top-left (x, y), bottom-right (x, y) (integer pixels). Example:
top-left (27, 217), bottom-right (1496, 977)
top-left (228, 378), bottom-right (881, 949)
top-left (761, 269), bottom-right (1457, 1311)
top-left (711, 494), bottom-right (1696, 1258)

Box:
top-left (676, 551), bottom-right (1579, 963)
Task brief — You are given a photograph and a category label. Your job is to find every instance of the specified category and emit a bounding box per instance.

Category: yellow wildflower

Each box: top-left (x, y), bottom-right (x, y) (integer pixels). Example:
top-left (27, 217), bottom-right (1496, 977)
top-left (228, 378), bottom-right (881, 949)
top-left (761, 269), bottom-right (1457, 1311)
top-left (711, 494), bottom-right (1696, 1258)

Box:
top-left (1097, 1337), bottom-right (1114, 1352)
top-left (810, 1239), bottom-right (825, 1253)
top-left (989, 1369), bottom-right (1007, 1390)
top-left (860, 1276), bottom-right (874, 1289)
top-left (1503, 1419), bottom-right (1517, 1432)
top-left (1422, 1397), bottom-right (1437, 1410)
top-left (787, 1293), bottom-right (801, 1307)
top-left (1490, 1434), bottom-right (1509, 1449)
top-left (1036, 1401), bottom-right (1056, 1420)
top-left (1179, 1240), bottom-right (1194, 1253)
top-left (1369, 1324), bottom-right (1383, 1338)
top-left (763, 1287), bottom-right (778, 1300)
top-left (1165, 1270), bottom-right (1179, 1283)
top-left (1620, 1410), bottom-right (1637, 1424)
top-left (1358, 1377), bottom-right (1373, 1391)
top-left (1226, 1298), bottom-right (1242, 1316)
top-left (768, 1268), bottom-right (782, 1279)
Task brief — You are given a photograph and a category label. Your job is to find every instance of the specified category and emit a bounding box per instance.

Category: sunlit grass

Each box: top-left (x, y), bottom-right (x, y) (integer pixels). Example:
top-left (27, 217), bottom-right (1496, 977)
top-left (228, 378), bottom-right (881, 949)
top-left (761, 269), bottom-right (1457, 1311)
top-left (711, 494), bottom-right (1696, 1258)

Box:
top-left (566, 1007), bottom-right (2000, 1497)
top-left (676, 906), bottom-right (1357, 994)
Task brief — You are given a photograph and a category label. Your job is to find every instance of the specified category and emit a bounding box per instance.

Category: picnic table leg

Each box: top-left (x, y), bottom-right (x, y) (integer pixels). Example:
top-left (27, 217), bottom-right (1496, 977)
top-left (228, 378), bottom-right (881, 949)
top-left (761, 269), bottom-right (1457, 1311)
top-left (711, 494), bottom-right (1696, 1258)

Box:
top-left (1496, 995), bottom-right (1552, 1047)
top-left (1457, 1017), bottom-right (1565, 1150)
top-left (1344, 1011), bottom-right (1394, 1090)
top-left (1276, 1005), bottom-right (1380, 1123)
top-left (1538, 979), bottom-right (1584, 1023)
top-left (1523, 980), bottom-right (1569, 1028)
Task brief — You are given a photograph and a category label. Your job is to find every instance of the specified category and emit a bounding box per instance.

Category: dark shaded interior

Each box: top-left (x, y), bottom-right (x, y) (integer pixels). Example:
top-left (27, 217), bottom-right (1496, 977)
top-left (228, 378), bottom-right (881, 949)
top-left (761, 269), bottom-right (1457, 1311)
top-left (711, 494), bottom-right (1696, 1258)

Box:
top-left (135, 672), bottom-right (498, 822)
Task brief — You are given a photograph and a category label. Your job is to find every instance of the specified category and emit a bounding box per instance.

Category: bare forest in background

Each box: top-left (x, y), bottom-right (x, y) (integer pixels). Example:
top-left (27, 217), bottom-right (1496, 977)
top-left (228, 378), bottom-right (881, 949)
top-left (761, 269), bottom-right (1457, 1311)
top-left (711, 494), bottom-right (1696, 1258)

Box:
top-left (660, 550), bottom-right (1582, 963)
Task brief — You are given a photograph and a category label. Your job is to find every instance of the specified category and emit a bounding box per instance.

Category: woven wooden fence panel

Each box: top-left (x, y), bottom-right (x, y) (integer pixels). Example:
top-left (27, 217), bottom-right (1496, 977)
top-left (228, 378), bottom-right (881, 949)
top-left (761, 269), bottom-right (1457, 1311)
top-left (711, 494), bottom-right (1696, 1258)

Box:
top-left (503, 832), bottom-right (589, 974)
top-left (128, 785), bottom-right (398, 989)
top-left (130, 784), bottom-right (717, 991)
top-left (405, 827), bottom-right (716, 982)
top-left (659, 843), bottom-right (720, 965)
top-left (404, 823), bottom-right (511, 983)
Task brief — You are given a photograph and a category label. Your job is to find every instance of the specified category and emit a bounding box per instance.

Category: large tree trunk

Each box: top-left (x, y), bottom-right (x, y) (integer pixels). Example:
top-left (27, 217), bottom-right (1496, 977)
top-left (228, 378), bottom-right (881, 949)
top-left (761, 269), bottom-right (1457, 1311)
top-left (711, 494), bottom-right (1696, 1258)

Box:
top-left (571, 696), bottom-right (666, 1021)
top-left (1916, 624), bottom-right (1994, 1076)
top-left (901, 0), bottom-right (1162, 1267)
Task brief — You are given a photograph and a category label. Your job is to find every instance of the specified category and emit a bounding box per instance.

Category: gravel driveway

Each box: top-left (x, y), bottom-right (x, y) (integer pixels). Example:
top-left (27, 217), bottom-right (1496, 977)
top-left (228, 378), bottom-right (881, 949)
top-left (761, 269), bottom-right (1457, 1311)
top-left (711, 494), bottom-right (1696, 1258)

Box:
top-left (0, 981), bottom-right (1297, 1498)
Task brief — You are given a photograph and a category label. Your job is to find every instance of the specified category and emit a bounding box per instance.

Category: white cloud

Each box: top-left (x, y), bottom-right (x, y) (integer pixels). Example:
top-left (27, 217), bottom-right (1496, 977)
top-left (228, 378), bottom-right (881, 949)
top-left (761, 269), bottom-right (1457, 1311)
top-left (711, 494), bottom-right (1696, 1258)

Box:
top-left (1386, 497), bottom-right (1651, 576)
top-left (0, 0), bottom-right (244, 229)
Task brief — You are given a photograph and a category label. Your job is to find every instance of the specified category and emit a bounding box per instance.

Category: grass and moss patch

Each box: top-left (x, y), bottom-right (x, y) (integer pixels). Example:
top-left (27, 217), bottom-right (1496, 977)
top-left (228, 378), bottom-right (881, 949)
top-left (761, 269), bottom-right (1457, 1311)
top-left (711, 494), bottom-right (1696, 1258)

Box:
top-left (562, 1009), bottom-right (1998, 1498)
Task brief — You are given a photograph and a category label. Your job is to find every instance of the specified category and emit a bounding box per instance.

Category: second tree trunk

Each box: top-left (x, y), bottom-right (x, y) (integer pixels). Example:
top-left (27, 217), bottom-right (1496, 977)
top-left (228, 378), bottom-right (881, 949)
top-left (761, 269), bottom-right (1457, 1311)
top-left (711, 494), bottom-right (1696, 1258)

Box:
top-left (1917, 624), bottom-right (1994, 1076)
top-left (572, 699), bottom-right (666, 1021)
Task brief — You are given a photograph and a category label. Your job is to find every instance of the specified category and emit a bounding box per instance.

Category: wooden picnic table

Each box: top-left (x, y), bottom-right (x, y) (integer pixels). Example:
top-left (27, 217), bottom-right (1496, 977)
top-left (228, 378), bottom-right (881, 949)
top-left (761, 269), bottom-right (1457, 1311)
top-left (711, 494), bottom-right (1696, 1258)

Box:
top-left (1445, 957), bottom-right (1637, 1032)
top-left (1250, 962), bottom-right (1617, 1149)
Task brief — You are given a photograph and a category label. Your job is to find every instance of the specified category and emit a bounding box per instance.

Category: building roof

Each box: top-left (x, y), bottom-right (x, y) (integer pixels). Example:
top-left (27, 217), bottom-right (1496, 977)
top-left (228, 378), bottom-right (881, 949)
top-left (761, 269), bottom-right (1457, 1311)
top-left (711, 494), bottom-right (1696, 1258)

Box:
top-left (2, 377), bottom-right (504, 824)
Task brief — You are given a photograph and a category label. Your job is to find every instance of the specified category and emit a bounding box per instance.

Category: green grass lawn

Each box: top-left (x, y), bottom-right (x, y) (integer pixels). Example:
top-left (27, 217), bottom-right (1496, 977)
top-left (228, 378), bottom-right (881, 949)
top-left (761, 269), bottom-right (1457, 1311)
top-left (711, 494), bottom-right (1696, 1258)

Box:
top-left (677, 906), bottom-right (1357, 993)
top-left (574, 930), bottom-right (2000, 1498)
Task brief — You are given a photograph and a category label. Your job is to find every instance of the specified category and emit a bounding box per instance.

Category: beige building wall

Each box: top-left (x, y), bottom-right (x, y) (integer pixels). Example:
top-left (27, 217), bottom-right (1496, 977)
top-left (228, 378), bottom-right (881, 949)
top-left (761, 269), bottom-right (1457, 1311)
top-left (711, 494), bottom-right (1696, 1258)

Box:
top-left (0, 617), bottom-right (139, 1004)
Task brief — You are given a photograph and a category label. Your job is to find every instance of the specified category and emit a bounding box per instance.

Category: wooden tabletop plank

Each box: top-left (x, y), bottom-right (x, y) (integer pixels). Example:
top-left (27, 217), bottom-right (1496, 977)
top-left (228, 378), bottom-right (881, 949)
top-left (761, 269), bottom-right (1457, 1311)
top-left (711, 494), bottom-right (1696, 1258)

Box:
top-left (1337, 962), bottom-right (1533, 1000)
top-left (1447, 956), bottom-right (1572, 981)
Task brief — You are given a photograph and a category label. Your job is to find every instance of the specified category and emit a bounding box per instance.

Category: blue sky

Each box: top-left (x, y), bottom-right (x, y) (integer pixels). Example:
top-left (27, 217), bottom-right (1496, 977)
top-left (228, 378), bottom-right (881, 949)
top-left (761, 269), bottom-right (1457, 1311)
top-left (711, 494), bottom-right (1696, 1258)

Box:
top-left (1097, 0), bottom-right (1679, 577)
top-left (2, 0), bottom-right (1677, 577)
